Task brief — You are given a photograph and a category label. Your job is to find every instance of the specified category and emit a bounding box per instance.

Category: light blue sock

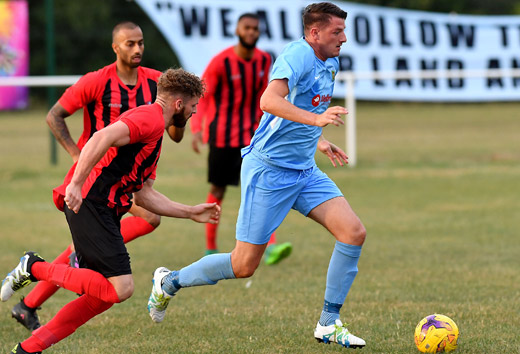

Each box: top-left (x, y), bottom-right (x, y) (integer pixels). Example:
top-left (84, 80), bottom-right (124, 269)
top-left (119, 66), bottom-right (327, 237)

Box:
top-left (163, 253), bottom-right (236, 295)
top-left (319, 241), bottom-right (362, 326)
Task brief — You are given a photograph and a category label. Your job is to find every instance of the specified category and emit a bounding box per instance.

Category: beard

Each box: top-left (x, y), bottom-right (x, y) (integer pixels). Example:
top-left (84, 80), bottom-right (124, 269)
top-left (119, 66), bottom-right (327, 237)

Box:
top-left (172, 108), bottom-right (189, 127)
top-left (238, 35), bottom-right (258, 50)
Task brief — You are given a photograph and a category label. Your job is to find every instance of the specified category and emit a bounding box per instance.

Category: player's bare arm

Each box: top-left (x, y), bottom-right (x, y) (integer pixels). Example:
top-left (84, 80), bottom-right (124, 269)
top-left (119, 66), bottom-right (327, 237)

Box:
top-left (46, 102), bottom-right (81, 162)
top-left (260, 79), bottom-right (347, 127)
top-left (317, 134), bottom-right (348, 167)
top-left (134, 179), bottom-right (221, 224)
top-left (65, 121), bottom-right (131, 213)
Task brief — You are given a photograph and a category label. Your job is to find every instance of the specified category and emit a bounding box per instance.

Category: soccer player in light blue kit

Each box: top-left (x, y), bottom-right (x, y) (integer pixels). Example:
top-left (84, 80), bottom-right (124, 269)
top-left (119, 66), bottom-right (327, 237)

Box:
top-left (148, 2), bottom-right (366, 348)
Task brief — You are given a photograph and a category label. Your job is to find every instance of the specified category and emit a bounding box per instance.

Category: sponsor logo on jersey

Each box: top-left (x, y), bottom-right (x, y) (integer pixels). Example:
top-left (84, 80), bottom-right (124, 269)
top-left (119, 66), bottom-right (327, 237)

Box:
top-left (311, 94), bottom-right (332, 107)
top-left (108, 103), bottom-right (123, 108)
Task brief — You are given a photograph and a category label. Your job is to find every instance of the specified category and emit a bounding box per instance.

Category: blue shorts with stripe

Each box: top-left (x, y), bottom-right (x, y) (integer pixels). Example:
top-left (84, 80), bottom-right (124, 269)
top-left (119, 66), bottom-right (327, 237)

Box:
top-left (235, 149), bottom-right (343, 245)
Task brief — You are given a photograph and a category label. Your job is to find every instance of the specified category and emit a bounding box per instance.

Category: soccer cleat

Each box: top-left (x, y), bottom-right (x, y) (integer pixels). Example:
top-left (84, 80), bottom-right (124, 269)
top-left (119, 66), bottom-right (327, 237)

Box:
top-left (1, 252), bottom-right (44, 302)
top-left (11, 343), bottom-right (41, 354)
top-left (264, 242), bottom-right (293, 265)
top-left (69, 251), bottom-right (79, 268)
top-left (205, 249), bottom-right (219, 256)
top-left (314, 319), bottom-right (366, 349)
top-left (11, 298), bottom-right (41, 331)
top-left (147, 267), bottom-right (174, 323)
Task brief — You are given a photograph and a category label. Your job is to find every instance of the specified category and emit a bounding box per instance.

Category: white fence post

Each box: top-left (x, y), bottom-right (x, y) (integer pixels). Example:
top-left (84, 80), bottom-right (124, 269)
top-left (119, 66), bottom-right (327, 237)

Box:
top-left (345, 72), bottom-right (357, 167)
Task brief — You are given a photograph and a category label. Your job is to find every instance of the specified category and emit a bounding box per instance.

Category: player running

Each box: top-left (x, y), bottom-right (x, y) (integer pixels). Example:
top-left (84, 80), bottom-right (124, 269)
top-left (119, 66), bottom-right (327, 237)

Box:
top-left (2, 68), bottom-right (219, 353)
top-left (147, 2), bottom-right (366, 349)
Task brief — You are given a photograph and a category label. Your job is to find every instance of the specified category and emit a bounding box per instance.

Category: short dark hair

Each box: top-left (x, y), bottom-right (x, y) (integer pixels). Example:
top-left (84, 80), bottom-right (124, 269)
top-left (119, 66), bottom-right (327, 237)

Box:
top-left (157, 68), bottom-right (205, 99)
top-left (238, 12), bottom-right (259, 23)
top-left (112, 21), bottom-right (140, 41)
top-left (302, 2), bottom-right (347, 32)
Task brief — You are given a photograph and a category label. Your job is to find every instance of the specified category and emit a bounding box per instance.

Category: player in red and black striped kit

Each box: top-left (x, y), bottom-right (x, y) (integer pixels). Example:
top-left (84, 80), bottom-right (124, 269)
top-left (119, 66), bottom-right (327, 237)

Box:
top-left (10, 21), bottom-right (177, 331)
top-left (2, 68), bottom-right (220, 353)
top-left (190, 13), bottom-right (292, 264)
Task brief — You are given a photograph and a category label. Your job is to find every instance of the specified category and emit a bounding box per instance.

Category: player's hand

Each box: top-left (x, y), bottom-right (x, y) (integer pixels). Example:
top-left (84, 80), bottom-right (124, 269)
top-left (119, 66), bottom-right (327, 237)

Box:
top-left (192, 131), bottom-right (203, 154)
top-left (190, 202), bottom-right (221, 224)
top-left (64, 182), bottom-right (83, 213)
top-left (318, 139), bottom-right (348, 167)
top-left (314, 106), bottom-right (347, 127)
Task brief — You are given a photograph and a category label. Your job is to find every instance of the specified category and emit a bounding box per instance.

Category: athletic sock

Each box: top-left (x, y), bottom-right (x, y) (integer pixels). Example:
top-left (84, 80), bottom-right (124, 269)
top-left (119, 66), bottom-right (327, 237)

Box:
top-left (205, 193), bottom-right (222, 250)
top-left (163, 253), bottom-right (235, 295)
top-left (30, 262), bottom-right (120, 304)
top-left (21, 295), bottom-right (112, 352)
top-left (266, 231), bottom-right (277, 246)
top-left (24, 245), bottom-right (73, 309)
top-left (120, 216), bottom-right (155, 243)
top-left (319, 241), bottom-right (362, 326)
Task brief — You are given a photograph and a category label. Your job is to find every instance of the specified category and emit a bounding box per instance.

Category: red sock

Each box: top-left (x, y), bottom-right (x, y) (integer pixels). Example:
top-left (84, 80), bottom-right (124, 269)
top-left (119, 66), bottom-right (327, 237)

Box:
top-left (24, 245), bottom-right (73, 309)
top-left (267, 231), bottom-right (277, 246)
top-left (205, 193), bottom-right (222, 250)
top-left (21, 294), bottom-right (113, 352)
top-left (120, 216), bottom-right (155, 243)
top-left (31, 262), bottom-right (120, 304)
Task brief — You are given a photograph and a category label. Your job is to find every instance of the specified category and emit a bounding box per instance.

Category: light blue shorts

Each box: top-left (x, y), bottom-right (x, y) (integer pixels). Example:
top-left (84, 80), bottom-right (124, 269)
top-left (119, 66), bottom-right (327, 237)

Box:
top-left (235, 150), bottom-right (343, 245)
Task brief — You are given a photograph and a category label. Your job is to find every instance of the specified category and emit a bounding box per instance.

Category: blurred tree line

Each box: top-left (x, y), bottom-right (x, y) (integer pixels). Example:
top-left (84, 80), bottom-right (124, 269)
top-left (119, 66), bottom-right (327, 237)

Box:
top-left (26, 0), bottom-right (520, 101)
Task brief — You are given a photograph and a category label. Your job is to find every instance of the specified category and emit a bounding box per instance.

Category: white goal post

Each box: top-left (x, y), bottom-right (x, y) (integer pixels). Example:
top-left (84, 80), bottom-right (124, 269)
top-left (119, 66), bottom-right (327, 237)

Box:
top-left (336, 68), bottom-right (520, 167)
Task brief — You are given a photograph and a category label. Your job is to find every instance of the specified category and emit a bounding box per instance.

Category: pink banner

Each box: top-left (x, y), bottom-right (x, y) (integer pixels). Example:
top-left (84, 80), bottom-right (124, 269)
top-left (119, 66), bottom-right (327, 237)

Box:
top-left (0, 0), bottom-right (29, 110)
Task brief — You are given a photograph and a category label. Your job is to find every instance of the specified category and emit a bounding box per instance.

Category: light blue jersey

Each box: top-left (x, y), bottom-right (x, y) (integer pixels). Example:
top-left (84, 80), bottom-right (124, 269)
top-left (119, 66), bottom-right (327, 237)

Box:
top-left (242, 37), bottom-right (339, 170)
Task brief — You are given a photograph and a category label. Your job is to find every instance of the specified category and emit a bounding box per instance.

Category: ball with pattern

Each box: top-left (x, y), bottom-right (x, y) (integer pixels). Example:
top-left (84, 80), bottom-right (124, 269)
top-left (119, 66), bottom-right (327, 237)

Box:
top-left (414, 314), bottom-right (459, 353)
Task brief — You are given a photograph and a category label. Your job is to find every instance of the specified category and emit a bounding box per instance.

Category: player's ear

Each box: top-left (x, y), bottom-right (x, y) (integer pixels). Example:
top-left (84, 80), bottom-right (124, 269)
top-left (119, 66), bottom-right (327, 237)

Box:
top-left (112, 42), bottom-right (118, 55)
top-left (174, 98), bottom-right (183, 111)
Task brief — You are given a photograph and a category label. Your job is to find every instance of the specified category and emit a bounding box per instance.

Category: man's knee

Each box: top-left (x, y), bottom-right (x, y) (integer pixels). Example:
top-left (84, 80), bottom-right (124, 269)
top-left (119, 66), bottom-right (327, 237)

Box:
top-left (351, 222), bottom-right (367, 245)
top-left (116, 284), bottom-right (134, 302)
top-left (232, 263), bottom-right (257, 278)
top-left (111, 277), bottom-right (134, 302)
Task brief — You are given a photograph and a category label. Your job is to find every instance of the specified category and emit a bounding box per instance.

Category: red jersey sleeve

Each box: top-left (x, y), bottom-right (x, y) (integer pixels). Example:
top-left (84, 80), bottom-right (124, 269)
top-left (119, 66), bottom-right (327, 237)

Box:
top-left (58, 71), bottom-right (103, 114)
top-left (190, 56), bottom-right (222, 134)
top-left (119, 104), bottom-right (164, 144)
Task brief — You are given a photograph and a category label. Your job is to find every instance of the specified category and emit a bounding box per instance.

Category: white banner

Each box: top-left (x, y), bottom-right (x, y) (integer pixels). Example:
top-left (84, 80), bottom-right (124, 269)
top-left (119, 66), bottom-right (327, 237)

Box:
top-left (136, 0), bottom-right (520, 101)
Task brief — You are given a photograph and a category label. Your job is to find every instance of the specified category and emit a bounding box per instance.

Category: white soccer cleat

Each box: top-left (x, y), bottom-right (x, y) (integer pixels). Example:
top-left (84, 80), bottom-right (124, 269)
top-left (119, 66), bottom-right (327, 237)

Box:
top-left (1, 253), bottom-right (37, 302)
top-left (147, 267), bottom-right (173, 323)
top-left (314, 319), bottom-right (366, 349)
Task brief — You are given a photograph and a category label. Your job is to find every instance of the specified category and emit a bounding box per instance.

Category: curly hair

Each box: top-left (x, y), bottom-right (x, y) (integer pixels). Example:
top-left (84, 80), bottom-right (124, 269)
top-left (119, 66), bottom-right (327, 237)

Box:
top-left (303, 2), bottom-right (347, 32)
top-left (157, 68), bottom-right (205, 99)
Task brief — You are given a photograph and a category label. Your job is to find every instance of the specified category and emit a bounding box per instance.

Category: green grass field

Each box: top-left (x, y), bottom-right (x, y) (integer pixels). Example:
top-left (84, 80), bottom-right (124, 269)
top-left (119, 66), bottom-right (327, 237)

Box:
top-left (0, 102), bottom-right (519, 353)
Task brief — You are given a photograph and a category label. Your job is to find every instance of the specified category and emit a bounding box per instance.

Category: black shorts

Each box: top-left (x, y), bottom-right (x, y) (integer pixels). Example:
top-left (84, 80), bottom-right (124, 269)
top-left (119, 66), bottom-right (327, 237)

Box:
top-left (64, 199), bottom-right (131, 278)
top-left (208, 146), bottom-right (243, 187)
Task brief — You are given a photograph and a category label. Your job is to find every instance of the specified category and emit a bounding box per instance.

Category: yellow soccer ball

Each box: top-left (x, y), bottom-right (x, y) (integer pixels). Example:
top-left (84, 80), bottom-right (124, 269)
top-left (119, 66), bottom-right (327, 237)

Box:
top-left (414, 314), bottom-right (459, 352)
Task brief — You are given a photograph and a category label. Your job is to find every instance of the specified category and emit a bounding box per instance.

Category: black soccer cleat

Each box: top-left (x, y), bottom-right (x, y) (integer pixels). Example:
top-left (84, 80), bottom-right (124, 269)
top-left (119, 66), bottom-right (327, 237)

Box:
top-left (11, 343), bottom-right (41, 354)
top-left (11, 298), bottom-right (41, 331)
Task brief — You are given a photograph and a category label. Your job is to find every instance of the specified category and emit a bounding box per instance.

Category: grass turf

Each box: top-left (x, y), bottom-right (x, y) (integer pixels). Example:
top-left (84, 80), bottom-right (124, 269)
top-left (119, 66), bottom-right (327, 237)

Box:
top-left (0, 102), bottom-right (519, 353)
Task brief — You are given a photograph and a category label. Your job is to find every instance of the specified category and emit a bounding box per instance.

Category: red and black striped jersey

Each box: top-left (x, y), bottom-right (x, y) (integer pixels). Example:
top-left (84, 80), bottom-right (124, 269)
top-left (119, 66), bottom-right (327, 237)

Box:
top-left (190, 46), bottom-right (271, 148)
top-left (59, 62), bottom-right (161, 150)
top-left (53, 104), bottom-right (165, 213)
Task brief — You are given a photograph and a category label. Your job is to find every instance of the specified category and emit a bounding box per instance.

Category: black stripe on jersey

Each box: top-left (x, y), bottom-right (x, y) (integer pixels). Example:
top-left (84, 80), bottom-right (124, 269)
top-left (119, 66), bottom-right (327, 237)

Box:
top-left (224, 58), bottom-right (234, 145)
top-left (250, 60), bottom-right (258, 138)
top-left (102, 80), bottom-right (112, 127)
top-left (87, 142), bottom-right (145, 203)
top-left (113, 136), bottom-right (163, 205)
top-left (148, 79), bottom-right (158, 103)
top-left (136, 86), bottom-right (145, 106)
top-left (208, 79), bottom-right (222, 146)
top-left (238, 61), bottom-right (246, 147)
top-left (119, 85), bottom-right (129, 114)
top-left (87, 101), bottom-right (97, 139)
